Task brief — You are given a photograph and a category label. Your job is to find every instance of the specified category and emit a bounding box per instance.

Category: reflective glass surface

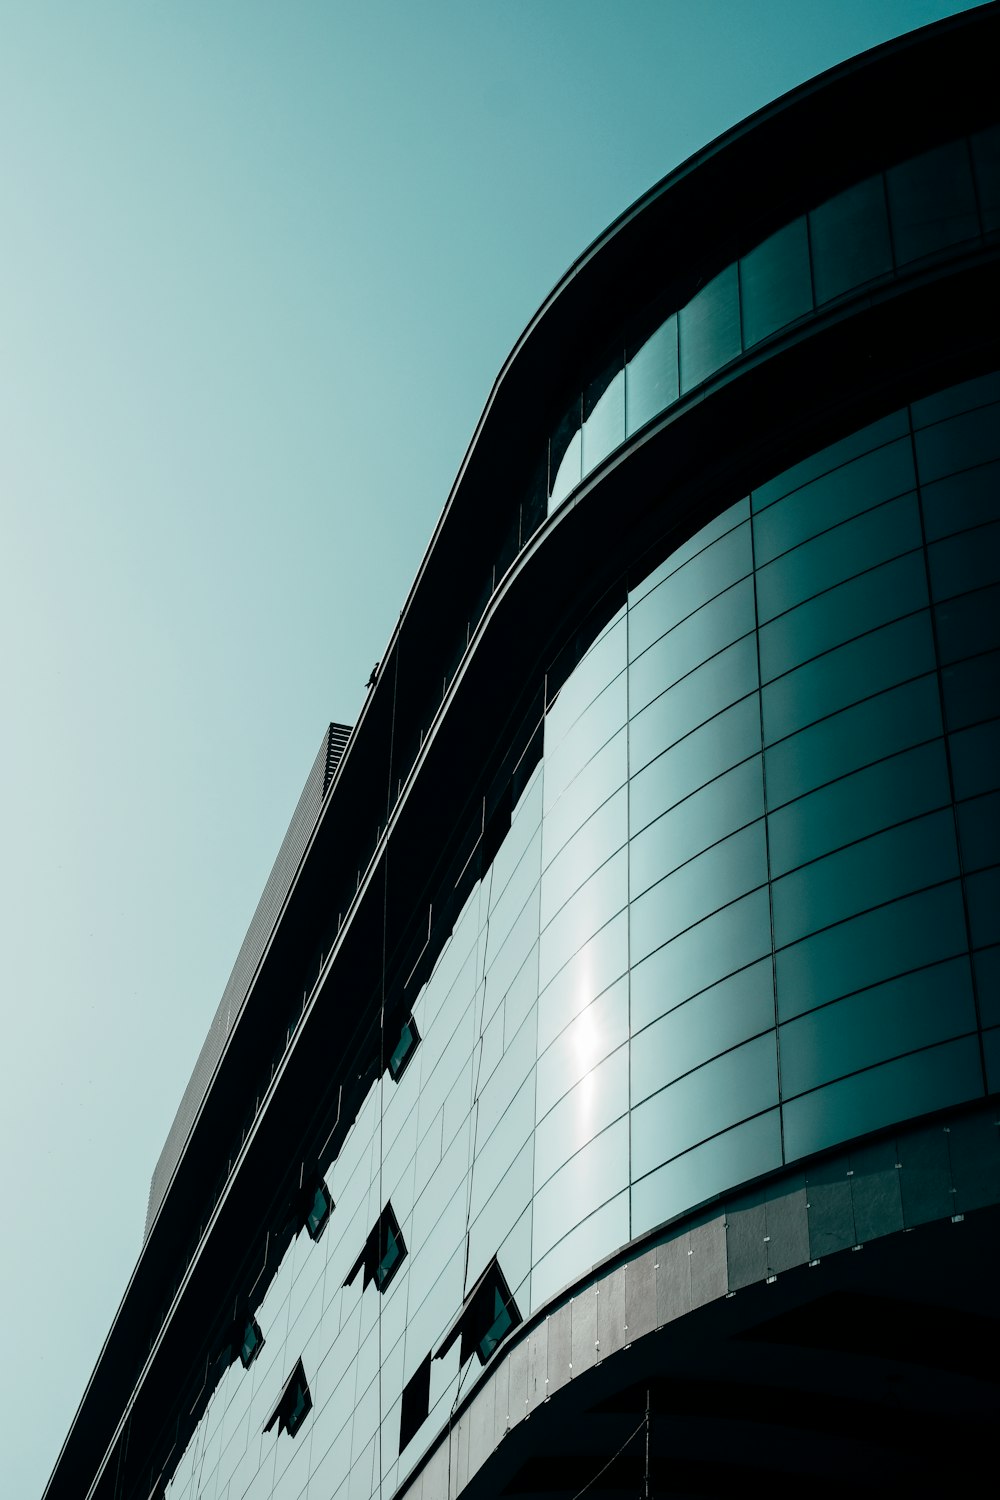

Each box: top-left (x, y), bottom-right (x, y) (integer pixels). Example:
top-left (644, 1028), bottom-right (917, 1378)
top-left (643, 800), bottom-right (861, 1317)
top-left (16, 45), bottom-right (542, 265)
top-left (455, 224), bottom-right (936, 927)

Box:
top-left (625, 315), bottom-right (678, 437)
top-left (678, 263), bottom-right (741, 392)
top-left (740, 217), bottom-right (812, 348)
top-left (810, 174), bottom-right (892, 304)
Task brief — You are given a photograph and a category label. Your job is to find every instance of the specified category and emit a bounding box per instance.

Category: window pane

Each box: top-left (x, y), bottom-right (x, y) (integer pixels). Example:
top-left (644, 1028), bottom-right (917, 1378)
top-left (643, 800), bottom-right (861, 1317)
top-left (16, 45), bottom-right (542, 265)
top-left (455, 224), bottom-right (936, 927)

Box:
top-left (627, 523), bottom-right (753, 660)
top-left (950, 719), bottom-right (1000, 800)
top-left (678, 263), bottom-right (741, 392)
top-left (630, 820), bottom-right (768, 963)
top-left (630, 888), bottom-right (772, 1034)
top-left (631, 1111), bottom-right (782, 1234)
top-left (779, 957), bottom-right (976, 1098)
top-left (915, 400), bottom-right (1000, 485)
top-left (631, 1033), bottom-right (778, 1175)
top-left (771, 808), bottom-right (959, 949)
top-left (767, 740), bottom-right (951, 878)
top-left (886, 140), bottom-right (980, 265)
top-left (810, 173), bottom-right (892, 304)
top-left (761, 612), bottom-right (936, 745)
top-left (920, 459), bottom-right (1000, 542)
top-left (631, 957), bottom-right (774, 1104)
top-left (630, 577), bottom-right (756, 713)
top-left (631, 757), bottom-right (764, 893)
top-left (764, 674), bottom-right (942, 808)
top-left (752, 410), bottom-right (908, 512)
top-left (626, 315), bottom-right (678, 435)
top-left (582, 363), bottom-right (625, 477)
top-left (756, 492), bottom-right (922, 621)
top-left (782, 1037), bottom-right (982, 1161)
top-left (752, 440), bottom-right (916, 567)
top-left (549, 400), bottom-right (582, 509)
top-left (935, 584), bottom-right (1000, 664)
top-left (928, 520), bottom-right (1000, 601)
top-left (957, 791), bottom-right (1000, 875)
top-left (628, 636), bottom-right (758, 778)
top-left (967, 867), bottom-right (1000, 949)
top-left (629, 695), bottom-right (761, 837)
top-left (758, 550), bottom-right (928, 683)
top-left (740, 216), bottom-right (813, 347)
top-left (942, 651), bottom-right (1000, 732)
top-left (774, 880), bottom-right (968, 1022)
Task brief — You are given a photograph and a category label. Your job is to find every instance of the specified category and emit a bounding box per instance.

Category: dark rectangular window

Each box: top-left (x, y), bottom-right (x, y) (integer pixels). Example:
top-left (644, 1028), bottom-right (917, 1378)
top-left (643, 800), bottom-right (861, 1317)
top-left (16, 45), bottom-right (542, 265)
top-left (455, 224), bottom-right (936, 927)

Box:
top-left (399, 1353), bottom-right (431, 1452)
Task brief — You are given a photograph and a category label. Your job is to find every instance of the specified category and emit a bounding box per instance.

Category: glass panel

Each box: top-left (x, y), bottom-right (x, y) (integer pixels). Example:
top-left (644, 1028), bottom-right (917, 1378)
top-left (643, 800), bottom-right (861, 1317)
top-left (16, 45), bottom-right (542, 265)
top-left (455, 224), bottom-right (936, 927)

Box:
top-left (631, 1110), bottom-right (782, 1236)
top-left (886, 139), bottom-right (980, 265)
top-left (920, 459), bottom-right (1000, 544)
top-left (630, 888), bottom-right (772, 1034)
top-left (540, 786), bottom-right (627, 930)
top-left (628, 523), bottom-right (753, 661)
top-left (915, 401), bottom-right (1000, 485)
top-left (582, 362), bottom-right (625, 477)
top-left (740, 216), bottom-right (812, 347)
top-left (966, 867), bottom-right (1000, 949)
top-left (629, 577), bottom-right (756, 714)
top-left (631, 820), bottom-right (768, 963)
top-left (771, 809), bottom-right (959, 949)
top-left (950, 718), bottom-right (1000, 800)
top-left (542, 727), bottom-right (627, 865)
top-left (810, 173), bottom-right (892, 304)
top-left (545, 613), bottom-right (627, 758)
top-left (538, 848), bottom-right (628, 993)
top-left (779, 957), bottom-right (977, 1098)
top-left (549, 399), bottom-right (582, 510)
top-left (631, 1033), bottom-right (778, 1175)
top-left (910, 369), bottom-right (1000, 428)
top-left (536, 975), bottom-right (629, 1118)
top-left (761, 613), bottom-right (936, 746)
top-left (752, 410), bottom-right (909, 512)
top-left (976, 947), bottom-right (1000, 1028)
top-left (782, 1037), bottom-right (983, 1161)
top-left (631, 756), bottom-right (764, 895)
top-left (752, 440), bottom-right (916, 568)
top-left (928, 520), bottom-right (1000, 602)
top-left (774, 881), bottom-right (968, 1022)
top-left (756, 493), bottom-right (922, 621)
top-left (536, 912), bottom-right (628, 1053)
top-left (544, 671), bottom-right (627, 810)
top-left (534, 1045), bottom-right (629, 1188)
top-left (678, 263), bottom-right (740, 392)
top-left (935, 584), bottom-right (1000, 665)
top-left (628, 636), bottom-right (758, 780)
top-left (626, 314), bottom-right (678, 436)
top-left (970, 122), bottom-right (1000, 235)
top-left (531, 1116), bottom-right (629, 1260)
top-left (957, 791), bottom-right (1000, 874)
top-left (631, 956), bottom-right (774, 1104)
top-left (758, 550), bottom-right (929, 683)
top-left (767, 739), bottom-right (951, 878)
top-left (629, 695), bottom-right (761, 838)
top-left (942, 651), bottom-right (1000, 732)
top-left (629, 499), bottom-right (749, 603)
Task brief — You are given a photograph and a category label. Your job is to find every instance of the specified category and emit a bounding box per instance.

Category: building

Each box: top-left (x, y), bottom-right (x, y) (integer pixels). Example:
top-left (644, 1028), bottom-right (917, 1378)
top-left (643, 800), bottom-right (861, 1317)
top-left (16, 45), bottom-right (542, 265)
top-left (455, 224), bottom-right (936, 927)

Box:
top-left (46, 9), bottom-right (1000, 1498)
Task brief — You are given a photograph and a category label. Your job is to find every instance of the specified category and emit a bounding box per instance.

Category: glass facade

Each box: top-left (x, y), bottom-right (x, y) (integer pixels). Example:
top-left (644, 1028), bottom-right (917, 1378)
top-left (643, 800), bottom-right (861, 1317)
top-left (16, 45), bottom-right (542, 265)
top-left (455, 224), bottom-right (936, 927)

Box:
top-left (163, 368), bottom-right (1000, 1500)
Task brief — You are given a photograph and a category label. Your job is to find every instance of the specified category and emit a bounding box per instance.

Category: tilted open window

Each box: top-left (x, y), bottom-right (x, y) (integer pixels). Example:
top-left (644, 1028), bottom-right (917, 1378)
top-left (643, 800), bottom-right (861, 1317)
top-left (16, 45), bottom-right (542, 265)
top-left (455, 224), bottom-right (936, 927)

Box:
top-left (263, 1358), bottom-right (312, 1440)
top-left (301, 1176), bottom-right (333, 1241)
top-left (239, 1315), bottom-right (264, 1370)
top-left (344, 1201), bottom-right (407, 1294)
top-left (436, 1257), bottom-right (521, 1368)
top-left (387, 1016), bottom-right (420, 1082)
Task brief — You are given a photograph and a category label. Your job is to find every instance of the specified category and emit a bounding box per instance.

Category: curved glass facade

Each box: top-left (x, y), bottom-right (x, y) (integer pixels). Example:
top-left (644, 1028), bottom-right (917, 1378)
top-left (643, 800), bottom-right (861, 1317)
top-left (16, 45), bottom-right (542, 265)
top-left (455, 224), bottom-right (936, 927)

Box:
top-left (162, 367), bottom-right (1000, 1500)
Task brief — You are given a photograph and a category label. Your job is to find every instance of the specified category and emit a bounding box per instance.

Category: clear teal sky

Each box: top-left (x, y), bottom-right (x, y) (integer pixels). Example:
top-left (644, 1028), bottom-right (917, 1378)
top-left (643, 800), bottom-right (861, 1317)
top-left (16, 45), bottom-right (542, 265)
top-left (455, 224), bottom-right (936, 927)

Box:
top-left (1, 2), bottom-right (979, 1493)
